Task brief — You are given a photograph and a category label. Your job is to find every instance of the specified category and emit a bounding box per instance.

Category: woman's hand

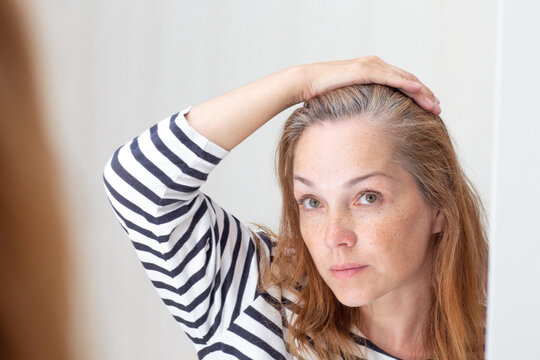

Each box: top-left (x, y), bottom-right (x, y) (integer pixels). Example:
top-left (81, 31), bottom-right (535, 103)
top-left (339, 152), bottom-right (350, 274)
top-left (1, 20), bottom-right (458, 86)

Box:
top-left (296, 55), bottom-right (441, 115)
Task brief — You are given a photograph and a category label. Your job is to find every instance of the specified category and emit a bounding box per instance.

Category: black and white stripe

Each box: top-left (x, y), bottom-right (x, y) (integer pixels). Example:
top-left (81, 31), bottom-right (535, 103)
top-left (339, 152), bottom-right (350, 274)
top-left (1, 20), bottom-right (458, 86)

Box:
top-left (103, 106), bottom-right (402, 360)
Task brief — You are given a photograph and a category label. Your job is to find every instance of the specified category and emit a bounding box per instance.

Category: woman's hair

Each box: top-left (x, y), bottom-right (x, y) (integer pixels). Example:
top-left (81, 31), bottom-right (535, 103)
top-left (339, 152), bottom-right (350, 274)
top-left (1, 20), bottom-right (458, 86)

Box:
top-left (259, 84), bottom-right (488, 359)
top-left (0, 0), bottom-right (71, 359)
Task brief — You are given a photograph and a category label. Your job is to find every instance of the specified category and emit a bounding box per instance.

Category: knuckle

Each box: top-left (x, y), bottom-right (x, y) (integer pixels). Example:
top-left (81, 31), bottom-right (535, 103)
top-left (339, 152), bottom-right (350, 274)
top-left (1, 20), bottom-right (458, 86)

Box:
top-left (364, 54), bottom-right (379, 63)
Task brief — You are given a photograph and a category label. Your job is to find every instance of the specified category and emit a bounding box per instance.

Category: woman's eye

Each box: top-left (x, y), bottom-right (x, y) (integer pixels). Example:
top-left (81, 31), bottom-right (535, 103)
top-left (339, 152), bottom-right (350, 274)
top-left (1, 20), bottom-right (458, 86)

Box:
top-left (304, 197), bottom-right (321, 209)
top-left (359, 192), bottom-right (379, 205)
top-left (298, 192), bottom-right (379, 209)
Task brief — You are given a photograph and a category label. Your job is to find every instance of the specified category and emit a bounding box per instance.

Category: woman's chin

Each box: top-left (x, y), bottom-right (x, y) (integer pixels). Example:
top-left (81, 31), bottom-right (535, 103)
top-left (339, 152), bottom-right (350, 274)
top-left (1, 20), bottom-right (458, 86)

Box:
top-left (334, 290), bottom-right (373, 308)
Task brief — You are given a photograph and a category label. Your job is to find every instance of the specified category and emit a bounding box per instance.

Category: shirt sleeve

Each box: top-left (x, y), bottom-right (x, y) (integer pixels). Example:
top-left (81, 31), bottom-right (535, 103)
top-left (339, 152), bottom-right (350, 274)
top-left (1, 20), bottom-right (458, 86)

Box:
top-left (102, 106), bottom-right (274, 347)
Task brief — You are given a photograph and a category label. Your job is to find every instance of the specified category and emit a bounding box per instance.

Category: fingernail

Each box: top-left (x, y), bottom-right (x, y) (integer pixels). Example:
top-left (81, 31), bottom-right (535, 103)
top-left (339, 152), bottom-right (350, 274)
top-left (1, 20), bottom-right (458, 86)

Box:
top-left (435, 103), bottom-right (441, 114)
top-left (435, 96), bottom-right (440, 104)
top-left (425, 97), bottom-right (433, 107)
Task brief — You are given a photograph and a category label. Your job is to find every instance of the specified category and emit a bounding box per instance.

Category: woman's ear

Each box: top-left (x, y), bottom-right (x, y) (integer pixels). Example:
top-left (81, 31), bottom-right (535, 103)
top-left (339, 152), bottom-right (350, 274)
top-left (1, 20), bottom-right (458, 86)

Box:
top-left (432, 209), bottom-right (444, 235)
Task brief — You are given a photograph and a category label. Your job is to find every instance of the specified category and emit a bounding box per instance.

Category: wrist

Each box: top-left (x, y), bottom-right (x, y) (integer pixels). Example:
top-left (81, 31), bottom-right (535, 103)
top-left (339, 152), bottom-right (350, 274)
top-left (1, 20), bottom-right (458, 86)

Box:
top-left (278, 65), bottom-right (309, 106)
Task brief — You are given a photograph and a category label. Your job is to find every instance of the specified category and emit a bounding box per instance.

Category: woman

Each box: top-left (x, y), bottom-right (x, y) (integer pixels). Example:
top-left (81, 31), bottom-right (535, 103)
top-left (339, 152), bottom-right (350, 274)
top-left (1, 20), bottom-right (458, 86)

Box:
top-left (103, 56), bottom-right (487, 359)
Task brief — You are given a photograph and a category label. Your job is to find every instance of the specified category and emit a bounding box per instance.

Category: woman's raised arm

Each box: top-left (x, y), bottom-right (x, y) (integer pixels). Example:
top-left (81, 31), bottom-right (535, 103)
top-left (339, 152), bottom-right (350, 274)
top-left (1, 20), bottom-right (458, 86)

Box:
top-left (186, 55), bottom-right (441, 151)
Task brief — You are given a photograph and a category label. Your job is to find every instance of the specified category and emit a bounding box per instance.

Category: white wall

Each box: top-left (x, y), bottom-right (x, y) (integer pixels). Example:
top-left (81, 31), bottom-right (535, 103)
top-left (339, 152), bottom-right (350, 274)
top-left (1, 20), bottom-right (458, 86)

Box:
top-left (486, 0), bottom-right (540, 358)
top-left (23, 1), bottom-right (497, 359)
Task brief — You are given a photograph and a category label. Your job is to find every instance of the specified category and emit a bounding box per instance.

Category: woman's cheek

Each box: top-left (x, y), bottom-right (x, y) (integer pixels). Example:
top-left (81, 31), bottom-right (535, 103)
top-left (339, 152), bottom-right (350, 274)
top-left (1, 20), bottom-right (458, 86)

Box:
top-left (299, 213), bottom-right (325, 247)
top-left (370, 211), bottom-right (424, 271)
top-left (374, 215), bottom-right (403, 248)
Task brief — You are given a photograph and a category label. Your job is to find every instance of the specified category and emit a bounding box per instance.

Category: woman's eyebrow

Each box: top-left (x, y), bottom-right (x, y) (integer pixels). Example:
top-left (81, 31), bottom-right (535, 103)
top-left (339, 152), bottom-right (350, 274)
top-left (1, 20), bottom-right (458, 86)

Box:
top-left (293, 171), bottom-right (395, 188)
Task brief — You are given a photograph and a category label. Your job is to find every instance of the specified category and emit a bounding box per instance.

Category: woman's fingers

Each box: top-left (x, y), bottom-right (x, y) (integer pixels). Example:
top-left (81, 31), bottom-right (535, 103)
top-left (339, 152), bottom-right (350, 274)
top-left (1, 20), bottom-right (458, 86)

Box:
top-left (369, 58), bottom-right (441, 115)
top-left (396, 69), bottom-right (440, 105)
top-left (399, 79), bottom-right (423, 93)
top-left (399, 82), bottom-right (441, 115)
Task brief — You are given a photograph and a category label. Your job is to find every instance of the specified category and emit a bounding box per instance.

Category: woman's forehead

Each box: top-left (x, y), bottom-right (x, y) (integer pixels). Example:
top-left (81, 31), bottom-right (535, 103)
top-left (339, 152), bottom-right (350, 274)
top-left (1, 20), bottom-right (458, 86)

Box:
top-left (293, 119), bottom-right (395, 174)
top-left (292, 171), bottom-right (398, 192)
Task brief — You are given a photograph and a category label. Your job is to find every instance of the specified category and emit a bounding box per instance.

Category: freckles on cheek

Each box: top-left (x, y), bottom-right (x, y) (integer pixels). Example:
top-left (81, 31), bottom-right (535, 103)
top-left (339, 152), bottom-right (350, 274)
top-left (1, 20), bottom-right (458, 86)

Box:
top-left (372, 209), bottom-right (428, 272)
top-left (300, 216), bottom-right (324, 247)
top-left (371, 213), bottom-right (412, 261)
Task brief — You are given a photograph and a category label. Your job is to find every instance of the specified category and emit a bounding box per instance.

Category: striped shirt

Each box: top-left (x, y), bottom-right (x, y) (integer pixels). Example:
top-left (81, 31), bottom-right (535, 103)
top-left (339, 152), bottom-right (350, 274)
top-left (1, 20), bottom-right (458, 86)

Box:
top-left (103, 105), bottom-right (407, 360)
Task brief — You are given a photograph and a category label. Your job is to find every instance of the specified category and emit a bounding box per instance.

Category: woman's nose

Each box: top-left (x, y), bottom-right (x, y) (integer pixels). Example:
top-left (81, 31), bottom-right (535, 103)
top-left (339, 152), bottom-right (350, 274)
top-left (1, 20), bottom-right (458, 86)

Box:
top-left (323, 212), bottom-right (357, 248)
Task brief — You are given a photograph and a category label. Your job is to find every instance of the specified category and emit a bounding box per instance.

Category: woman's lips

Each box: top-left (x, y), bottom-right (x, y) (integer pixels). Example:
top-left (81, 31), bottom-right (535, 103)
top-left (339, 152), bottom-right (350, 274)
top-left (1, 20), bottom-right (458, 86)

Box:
top-left (330, 264), bottom-right (369, 279)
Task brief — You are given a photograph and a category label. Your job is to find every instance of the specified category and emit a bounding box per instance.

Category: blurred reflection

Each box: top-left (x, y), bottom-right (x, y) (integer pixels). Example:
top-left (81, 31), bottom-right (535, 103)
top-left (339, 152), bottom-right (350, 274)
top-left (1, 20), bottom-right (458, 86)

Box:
top-left (0, 0), bottom-right (71, 359)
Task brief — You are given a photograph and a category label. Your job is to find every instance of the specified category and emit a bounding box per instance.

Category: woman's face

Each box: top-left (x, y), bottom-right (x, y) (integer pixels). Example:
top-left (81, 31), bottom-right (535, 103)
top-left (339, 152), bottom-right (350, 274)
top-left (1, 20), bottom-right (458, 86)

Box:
top-left (292, 117), bottom-right (443, 307)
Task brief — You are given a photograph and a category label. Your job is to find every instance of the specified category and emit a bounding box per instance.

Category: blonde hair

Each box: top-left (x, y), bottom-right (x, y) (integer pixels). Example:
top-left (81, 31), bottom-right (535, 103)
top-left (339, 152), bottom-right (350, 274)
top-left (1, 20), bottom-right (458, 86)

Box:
top-left (259, 84), bottom-right (487, 359)
top-left (0, 0), bottom-right (70, 359)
